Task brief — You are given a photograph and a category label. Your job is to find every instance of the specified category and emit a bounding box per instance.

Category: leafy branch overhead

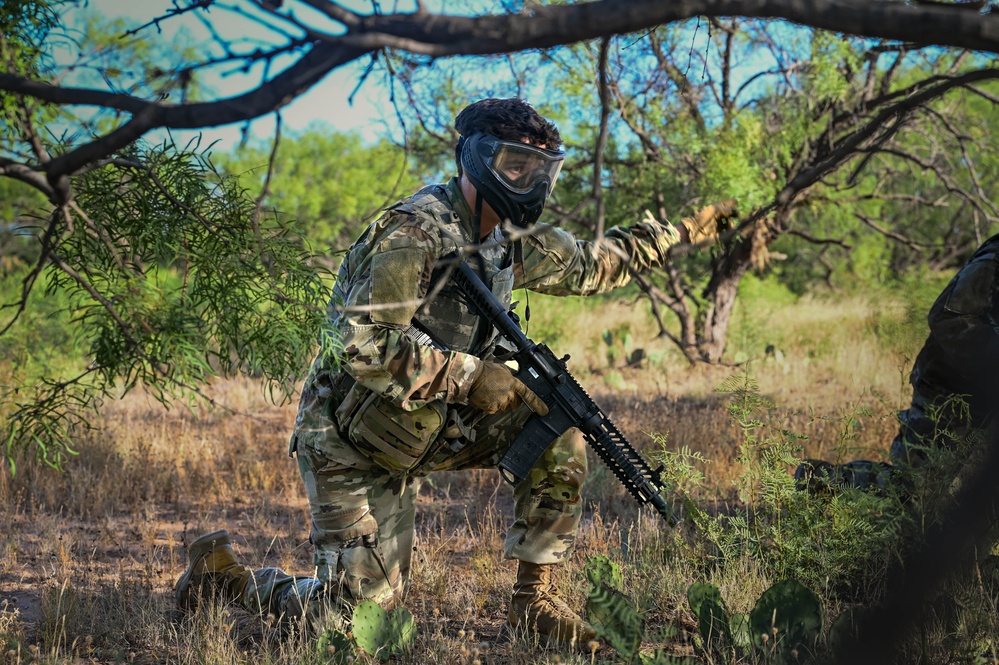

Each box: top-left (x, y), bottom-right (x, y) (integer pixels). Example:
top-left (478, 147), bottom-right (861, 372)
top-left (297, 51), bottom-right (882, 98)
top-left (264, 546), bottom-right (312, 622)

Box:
top-left (3, 140), bottom-right (332, 469)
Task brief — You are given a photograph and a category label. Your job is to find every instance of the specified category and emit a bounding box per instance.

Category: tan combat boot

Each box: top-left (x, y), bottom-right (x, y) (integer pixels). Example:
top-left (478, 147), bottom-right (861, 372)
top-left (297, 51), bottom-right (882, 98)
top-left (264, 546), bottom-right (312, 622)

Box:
top-left (175, 529), bottom-right (251, 610)
top-left (508, 561), bottom-right (597, 646)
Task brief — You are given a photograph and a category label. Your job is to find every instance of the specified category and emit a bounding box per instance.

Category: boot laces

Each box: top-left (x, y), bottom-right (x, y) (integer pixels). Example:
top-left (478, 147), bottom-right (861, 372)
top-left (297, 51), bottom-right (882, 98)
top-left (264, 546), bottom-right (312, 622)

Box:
top-left (528, 585), bottom-right (582, 622)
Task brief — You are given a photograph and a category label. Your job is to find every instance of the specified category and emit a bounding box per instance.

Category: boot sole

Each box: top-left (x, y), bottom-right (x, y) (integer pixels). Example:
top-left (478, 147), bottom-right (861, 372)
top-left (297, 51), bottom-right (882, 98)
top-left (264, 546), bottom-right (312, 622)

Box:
top-left (174, 529), bottom-right (231, 610)
top-left (502, 618), bottom-right (596, 649)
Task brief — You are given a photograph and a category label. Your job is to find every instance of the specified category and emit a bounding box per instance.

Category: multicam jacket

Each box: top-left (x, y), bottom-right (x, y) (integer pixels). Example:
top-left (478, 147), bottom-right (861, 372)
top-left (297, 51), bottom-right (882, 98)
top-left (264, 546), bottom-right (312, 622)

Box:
top-left (291, 178), bottom-right (680, 468)
top-left (910, 232), bottom-right (999, 427)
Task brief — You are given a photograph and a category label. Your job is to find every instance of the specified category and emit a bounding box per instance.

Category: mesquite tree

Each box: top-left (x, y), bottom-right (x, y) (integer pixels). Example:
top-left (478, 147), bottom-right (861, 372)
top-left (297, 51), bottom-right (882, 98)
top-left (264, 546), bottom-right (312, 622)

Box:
top-left (598, 25), bottom-right (999, 363)
top-left (390, 26), bottom-right (999, 363)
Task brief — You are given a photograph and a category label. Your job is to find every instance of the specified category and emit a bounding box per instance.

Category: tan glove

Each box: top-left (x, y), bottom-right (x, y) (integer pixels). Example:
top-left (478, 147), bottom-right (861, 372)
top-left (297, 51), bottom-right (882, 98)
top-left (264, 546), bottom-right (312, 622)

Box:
top-left (467, 362), bottom-right (549, 416)
top-left (680, 198), bottom-right (739, 244)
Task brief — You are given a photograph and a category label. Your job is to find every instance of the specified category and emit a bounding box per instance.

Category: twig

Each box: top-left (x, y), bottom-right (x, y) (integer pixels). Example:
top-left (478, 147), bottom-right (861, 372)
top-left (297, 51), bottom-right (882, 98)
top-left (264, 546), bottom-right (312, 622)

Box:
top-left (784, 228), bottom-right (853, 250)
top-left (854, 212), bottom-right (926, 252)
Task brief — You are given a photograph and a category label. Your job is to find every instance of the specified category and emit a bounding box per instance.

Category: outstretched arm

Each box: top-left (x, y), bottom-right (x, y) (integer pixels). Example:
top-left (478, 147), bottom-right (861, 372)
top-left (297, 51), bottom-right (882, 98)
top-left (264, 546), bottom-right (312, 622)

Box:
top-left (516, 199), bottom-right (738, 296)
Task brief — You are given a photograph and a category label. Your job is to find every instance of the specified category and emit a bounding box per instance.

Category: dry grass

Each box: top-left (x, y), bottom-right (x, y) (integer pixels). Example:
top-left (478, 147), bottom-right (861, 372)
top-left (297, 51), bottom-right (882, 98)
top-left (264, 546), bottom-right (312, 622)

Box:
top-left (1, 289), bottom-right (986, 664)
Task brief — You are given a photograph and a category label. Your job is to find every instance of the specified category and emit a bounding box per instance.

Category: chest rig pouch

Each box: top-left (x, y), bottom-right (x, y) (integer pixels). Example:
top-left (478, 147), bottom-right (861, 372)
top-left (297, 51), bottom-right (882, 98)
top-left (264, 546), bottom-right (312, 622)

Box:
top-left (333, 382), bottom-right (447, 472)
top-left (418, 261), bottom-right (514, 355)
top-left (417, 186), bottom-right (515, 356)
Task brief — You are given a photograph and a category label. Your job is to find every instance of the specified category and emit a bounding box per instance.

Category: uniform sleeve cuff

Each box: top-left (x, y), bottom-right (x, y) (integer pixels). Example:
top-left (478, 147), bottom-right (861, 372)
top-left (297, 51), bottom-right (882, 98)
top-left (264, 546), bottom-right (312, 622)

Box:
top-left (446, 353), bottom-right (484, 404)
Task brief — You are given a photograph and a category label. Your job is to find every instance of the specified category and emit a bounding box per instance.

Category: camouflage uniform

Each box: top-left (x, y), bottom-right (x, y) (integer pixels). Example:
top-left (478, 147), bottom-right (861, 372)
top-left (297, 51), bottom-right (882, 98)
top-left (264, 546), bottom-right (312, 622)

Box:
top-left (236, 178), bottom-right (680, 618)
top-left (796, 233), bottom-right (999, 494)
top-left (889, 232), bottom-right (999, 466)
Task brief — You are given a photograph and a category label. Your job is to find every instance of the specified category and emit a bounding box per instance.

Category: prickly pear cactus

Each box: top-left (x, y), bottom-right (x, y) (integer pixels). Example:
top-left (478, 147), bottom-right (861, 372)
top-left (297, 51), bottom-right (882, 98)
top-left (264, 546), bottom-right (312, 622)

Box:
top-left (699, 599), bottom-right (732, 647)
top-left (686, 582), bottom-right (731, 648)
top-left (749, 579), bottom-right (823, 663)
top-left (316, 628), bottom-right (353, 664)
top-left (585, 556), bottom-right (643, 663)
top-left (350, 600), bottom-right (415, 661)
top-left (686, 582), bottom-right (722, 618)
top-left (729, 612), bottom-right (752, 650)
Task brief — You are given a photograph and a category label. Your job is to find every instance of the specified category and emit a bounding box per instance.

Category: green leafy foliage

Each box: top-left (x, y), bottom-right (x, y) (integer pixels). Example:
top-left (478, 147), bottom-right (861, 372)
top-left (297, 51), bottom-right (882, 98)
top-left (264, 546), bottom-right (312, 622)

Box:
top-left (585, 556), bottom-right (697, 665)
top-left (217, 126), bottom-right (423, 249)
top-left (402, 24), bottom-right (998, 362)
top-left (585, 555), bottom-right (643, 663)
top-left (350, 600), bottom-right (415, 661)
top-left (0, 0), bottom-right (58, 92)
top-left (70, 12), bottom-right (207, 113)
top-left (649, 367), bottom-right (991, 660)
top-left (680, 369), bottom-right (912, 592)
top-left (1, 140), bottom-right (335, 471)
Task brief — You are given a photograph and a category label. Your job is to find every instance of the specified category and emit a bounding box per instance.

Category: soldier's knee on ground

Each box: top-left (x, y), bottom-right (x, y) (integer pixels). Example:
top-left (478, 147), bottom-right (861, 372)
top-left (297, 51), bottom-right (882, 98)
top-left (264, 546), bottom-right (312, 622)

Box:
top-left (312, 508), bottom-right (399, 608)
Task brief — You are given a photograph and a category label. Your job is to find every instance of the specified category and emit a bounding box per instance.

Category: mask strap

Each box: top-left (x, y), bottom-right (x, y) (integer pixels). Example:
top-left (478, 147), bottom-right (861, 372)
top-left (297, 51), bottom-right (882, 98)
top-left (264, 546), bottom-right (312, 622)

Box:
top-left (473, 191), bottom-right (483, 243)
top-left (472, 192), bottom-right (486, 277)
top-left (514, 238), bottom-right (531, 326)
top-left (455, 136), bottom-right (466, 177)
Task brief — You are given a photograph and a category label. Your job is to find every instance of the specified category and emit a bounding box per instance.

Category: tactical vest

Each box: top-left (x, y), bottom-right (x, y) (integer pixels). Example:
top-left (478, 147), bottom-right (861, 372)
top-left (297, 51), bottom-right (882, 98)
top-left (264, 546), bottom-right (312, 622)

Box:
top-left (401, 184), bottom-right (515, 358)
top-left (322, 184), bottom-right (517, 473)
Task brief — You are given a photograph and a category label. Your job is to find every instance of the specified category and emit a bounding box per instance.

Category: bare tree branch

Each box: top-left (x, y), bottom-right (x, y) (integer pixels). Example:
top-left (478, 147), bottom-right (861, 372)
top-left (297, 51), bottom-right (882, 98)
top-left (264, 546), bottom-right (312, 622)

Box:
top-left (785, 228), bottom-right (853, 249)
top-left (593, 37), bottom-right (611, 239)
top-left (648, 30), bottom-right (707, 131)
top-left (776, 68), bottom-right (999, 208)
top-left (0, 158), bottom-right (54, 199)
top-left (855, 211), bottom-right (927, 251)
top-left (967, 83), bottom-right (999, 104)
top-left (877, 146), bottom-right (999, 222)
top-left (0, 0), bottom-right (995, 192)
top-left (297, 0), bottom-right (363, 28)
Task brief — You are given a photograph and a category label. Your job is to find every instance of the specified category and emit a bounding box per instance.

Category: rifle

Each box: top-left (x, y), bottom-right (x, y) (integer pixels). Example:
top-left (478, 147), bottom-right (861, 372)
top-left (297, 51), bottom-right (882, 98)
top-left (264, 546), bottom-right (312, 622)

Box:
top-left (449, 259), bottom-right (680, 527)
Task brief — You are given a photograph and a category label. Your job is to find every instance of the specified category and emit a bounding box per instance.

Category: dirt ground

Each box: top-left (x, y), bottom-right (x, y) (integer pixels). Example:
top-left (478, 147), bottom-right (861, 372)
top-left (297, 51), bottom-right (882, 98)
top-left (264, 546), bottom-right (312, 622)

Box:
top-left (0, 360), bottom-right (902, 663)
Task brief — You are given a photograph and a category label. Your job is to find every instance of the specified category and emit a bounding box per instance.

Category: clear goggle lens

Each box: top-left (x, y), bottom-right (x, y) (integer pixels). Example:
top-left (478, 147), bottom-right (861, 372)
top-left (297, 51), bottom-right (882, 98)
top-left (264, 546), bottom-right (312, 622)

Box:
top-left (486, 141), bottom-right (565, 195)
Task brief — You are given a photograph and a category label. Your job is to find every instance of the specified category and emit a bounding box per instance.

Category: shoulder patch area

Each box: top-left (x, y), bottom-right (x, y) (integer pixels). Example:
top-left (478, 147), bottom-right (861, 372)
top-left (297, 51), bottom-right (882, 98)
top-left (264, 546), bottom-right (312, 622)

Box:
top-left (943, 257), bottom-right (997, 317)
top-left (369, 236), bottom-right (431, 326)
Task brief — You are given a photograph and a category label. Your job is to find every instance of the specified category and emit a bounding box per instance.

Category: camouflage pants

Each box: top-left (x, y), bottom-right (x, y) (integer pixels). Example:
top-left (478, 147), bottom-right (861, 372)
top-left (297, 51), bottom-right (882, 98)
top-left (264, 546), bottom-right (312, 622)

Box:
top-left (240, 402), bottom-right (587, 619)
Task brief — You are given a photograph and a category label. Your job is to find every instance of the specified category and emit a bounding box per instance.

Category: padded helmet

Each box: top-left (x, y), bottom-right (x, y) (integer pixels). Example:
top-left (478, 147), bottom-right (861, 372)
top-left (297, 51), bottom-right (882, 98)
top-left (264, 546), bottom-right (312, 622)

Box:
top-left (459, 132), bottom-right (564, 229)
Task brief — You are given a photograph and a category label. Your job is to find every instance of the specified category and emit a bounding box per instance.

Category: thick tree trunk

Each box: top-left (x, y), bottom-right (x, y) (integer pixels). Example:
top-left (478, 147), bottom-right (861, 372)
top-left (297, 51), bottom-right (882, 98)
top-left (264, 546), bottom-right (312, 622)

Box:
top-left (697, 215), bottom-right (784, 363)
top-left (698, 243), bottom-right (752, 363)
top-left (665, 261), bottom-right (702, 364)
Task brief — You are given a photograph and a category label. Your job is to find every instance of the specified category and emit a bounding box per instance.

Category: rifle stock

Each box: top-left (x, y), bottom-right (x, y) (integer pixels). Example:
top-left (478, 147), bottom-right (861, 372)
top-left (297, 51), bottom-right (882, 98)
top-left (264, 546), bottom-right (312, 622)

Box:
top-left (450, 258), bottom-right (680, 527)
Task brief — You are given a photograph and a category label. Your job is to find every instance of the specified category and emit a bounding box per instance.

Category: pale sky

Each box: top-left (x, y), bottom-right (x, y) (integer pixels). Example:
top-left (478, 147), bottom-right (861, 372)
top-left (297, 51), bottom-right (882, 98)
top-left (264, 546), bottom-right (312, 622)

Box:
top-left (72, 1), bottom-right (741, 154)
top-left (79, 0), bottom-right (431, 150)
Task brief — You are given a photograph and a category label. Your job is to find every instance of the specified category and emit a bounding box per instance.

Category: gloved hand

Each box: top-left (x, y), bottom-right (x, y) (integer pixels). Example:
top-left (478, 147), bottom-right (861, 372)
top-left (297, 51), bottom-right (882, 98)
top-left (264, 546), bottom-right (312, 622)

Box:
top-left (680, 198), bottom-right (739, 244)
top-left (468, 362), bottom-right (550, 416)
